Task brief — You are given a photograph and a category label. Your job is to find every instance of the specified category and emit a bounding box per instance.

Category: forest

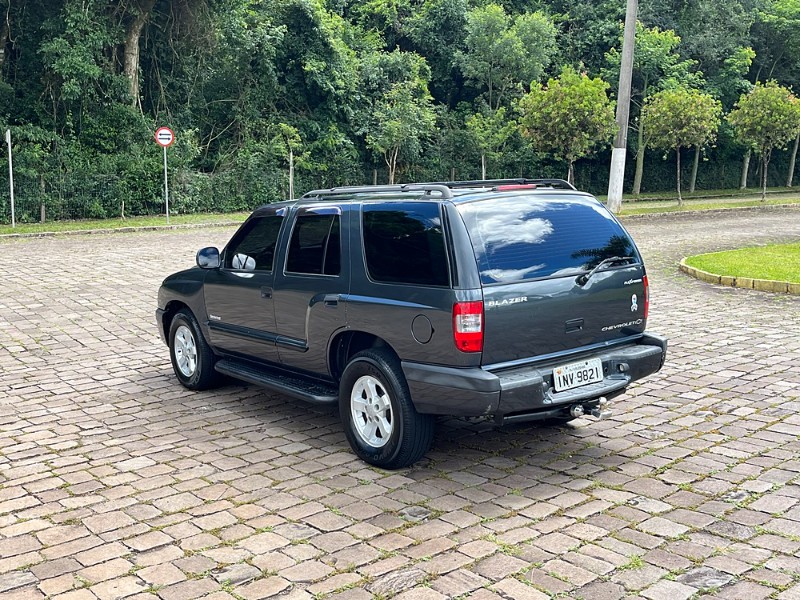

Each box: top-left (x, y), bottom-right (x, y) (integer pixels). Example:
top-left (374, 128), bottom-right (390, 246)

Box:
top-left (1, 0), bottom-right (800, 222)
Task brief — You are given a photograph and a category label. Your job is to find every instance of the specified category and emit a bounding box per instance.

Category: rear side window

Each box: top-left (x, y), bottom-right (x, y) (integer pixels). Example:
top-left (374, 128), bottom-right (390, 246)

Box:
top-left (458, 195), bottom-right (639, 285)
top-left (225, 215), bottom-right (283, 271)
top-left (363, 203), bottom-right (449, 287)
top-left (286, 213), bottom-right (341, 276)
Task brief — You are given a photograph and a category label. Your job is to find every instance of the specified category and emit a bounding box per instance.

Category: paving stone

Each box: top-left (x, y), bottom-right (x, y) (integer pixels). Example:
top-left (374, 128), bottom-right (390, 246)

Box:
top-left (3, 215), bottom-right (800, 600)
top-left (0, 571), bottom-right (38, 593)
top-left (676, 567), bottom-right (734, 589)
top-left (430, 569), bottom-right (488, 597)
top-left (367, 568), bottom-right (428, 596)
top-left (641, 580), bottom-right (696, 600)
top-left (492, 578), bottom-right (549, 599)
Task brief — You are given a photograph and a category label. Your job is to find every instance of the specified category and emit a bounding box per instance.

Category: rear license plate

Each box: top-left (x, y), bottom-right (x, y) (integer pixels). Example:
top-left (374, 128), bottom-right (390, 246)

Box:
top-left (553, 358), bottom-right (603, 392)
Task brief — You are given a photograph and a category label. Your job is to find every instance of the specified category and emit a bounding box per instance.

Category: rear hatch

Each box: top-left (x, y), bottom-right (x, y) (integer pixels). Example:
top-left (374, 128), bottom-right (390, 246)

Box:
top-left (456, 192), bottom-right (647, 366)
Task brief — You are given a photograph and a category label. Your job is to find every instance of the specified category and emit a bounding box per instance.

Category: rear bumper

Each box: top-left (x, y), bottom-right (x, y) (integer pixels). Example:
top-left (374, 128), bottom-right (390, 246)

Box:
top-left (402, 333), bottom-right (667, 420)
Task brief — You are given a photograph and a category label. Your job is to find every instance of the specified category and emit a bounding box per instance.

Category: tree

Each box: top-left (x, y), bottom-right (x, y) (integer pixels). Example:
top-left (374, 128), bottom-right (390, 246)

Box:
top-left (465, 107), bottom-right (516, 180)
top-left (727, 81), bottom-right (800, 200)
top-left (642, 88), bottom-right (722, 204)
top-left (270, 124), bottom-right (304, 199)
top-left (365, 81), bottom-right (436, 184)
top-left (456, 4), bottom-right (557, 111)
top-left (122, 0), bottom-right (157, 109)
top-left (605, 22), bottom-right (702, 195)
top-left (517, 66), bottom-right (616, 185)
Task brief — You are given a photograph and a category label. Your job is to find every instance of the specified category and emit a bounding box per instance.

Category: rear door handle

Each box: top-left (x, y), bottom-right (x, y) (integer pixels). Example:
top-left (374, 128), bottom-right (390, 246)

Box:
top-left (324, 294), bottom-right (340, 307)
top-left (260, 286), bottom-right (273, 299)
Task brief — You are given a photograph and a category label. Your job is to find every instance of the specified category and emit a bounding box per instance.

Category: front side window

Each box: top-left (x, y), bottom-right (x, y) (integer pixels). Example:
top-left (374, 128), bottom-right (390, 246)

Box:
top-left (363, 203), bottom-right (449, 287)
top-left (225, 215), bottom-right (283, 271)
top-left (457, 195), bottom-right (639, 284)
top-left (286, 213), bottom-right (341, 276)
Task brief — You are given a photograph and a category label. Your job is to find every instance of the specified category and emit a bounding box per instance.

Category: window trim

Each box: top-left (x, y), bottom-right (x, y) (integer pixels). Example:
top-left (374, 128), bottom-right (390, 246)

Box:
top-left (283, 210), bottom-right (342, 278)
top-left (222, 212), bottom-right (285, 273)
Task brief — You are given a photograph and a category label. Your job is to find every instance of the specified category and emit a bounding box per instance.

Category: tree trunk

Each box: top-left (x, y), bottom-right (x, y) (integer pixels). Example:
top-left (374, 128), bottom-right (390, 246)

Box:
top-left (372, 169), bottom-right (377, 185)
top-left (123, 0), bottom-right (156, 109)
top-left (481, 153), bottom-right (486, 180)
top-left (762, 151), bottom-right (770, 202)
top-left (0, 15), bottom-right (9, 78)
top-left (288, 147), bottom-right (294, 199)
top-left (567, 161), bottom-right (575, 186)
top-left (740, 149), bottom-right (751, 189)
top-left (632, 125), bottom-right (645, 196)
top-left (450, 167), bottom-right (455, 181)
top-left (689, 146), bottom-right (700, 194)
top-left (676, 146), bottom-right (683, 206)
top-left (787, 133), bottom-right (799, 187)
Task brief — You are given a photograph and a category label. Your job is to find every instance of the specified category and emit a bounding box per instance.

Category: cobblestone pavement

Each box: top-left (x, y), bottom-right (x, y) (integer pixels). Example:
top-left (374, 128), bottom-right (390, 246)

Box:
top-left (2, 207), bottom-right (800, 600)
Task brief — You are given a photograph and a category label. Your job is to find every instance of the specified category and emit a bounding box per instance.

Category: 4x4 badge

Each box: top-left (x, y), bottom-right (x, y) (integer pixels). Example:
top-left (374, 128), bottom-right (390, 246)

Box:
top-left (631, 294), bottom-right (638, 312)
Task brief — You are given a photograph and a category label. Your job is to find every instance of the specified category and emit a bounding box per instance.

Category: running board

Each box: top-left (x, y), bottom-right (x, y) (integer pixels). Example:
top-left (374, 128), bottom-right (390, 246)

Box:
top-left (214, 359), bottom-right (338, 404)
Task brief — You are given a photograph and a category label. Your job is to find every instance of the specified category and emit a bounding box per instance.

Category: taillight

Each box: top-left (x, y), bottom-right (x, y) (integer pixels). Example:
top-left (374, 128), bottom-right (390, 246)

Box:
top-left (643, 275), bottom-right (650, 320)
top-left (453, 301), bottom-right (484, 353)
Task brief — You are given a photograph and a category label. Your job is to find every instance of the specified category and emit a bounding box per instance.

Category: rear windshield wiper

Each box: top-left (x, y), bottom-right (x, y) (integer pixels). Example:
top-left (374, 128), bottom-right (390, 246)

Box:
top-left (576, 256), bottom-right (634, 286)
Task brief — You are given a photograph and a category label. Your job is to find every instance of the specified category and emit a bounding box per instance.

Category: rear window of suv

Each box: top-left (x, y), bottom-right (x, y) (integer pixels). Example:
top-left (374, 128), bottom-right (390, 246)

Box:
top-left (457, 195), bottom-right (639, 285)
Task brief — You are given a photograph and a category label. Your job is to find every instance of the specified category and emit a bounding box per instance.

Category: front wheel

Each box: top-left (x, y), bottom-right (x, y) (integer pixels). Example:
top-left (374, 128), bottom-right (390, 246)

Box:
top-left (168, 310), bottom-right (220, 390)
top-left (339, 349), bottom-right (434, 469)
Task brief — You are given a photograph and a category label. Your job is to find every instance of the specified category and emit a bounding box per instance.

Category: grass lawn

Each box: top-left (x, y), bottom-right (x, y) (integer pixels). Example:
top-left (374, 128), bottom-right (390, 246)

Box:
top-left (617, 194), bottom-right (800, 216)
top-left (684, 242), bottom-right (800, 283)
top-left (0, 212), bottom-right (249, 235)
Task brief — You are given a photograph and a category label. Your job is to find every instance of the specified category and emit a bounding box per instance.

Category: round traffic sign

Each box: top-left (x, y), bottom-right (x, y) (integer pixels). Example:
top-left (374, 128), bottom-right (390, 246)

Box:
top-left (155, 127), bottom-right (175, 148)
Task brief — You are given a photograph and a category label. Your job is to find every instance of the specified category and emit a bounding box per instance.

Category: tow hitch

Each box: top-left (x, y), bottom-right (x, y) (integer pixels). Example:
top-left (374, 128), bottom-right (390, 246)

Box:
top-left (571, 397), bottom-right (612, 420)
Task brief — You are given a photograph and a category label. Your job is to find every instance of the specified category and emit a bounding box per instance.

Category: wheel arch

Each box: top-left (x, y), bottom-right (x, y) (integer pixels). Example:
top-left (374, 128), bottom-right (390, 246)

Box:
top-left (161, 300), bottom-right (192, 342)
top-left (329, 331), bottom-right (398, 381)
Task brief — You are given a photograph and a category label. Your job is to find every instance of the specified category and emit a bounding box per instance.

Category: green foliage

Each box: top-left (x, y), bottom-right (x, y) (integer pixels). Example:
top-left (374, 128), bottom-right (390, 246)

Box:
top-left (365, 78), bottom-right (436, 183)
top-left (517, 66), bottom-right (616, 182)
top-left (643, 89), bottom-right (722, 152)
top-left (456, 4), bottom-right (557, 110)
top-left (6, 0), bottom-right (800, 224)
top-left (642, 88), bottom-right (722, 202)
top-left (465, 107), bottom-right (517, 179)
top-left (728, 81), bottom-right (800, 154)
top-left (727, 80), bottom-right (800, 198)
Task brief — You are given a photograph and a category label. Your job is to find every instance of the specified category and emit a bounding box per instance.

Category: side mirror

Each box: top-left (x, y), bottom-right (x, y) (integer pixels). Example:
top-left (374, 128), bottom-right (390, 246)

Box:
top-left (196, 246), bottom-right (220, 269)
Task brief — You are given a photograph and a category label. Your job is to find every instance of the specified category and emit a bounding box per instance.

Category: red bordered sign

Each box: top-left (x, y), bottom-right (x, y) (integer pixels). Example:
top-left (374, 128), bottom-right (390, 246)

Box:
top-left (155, 127), bottom-right (175, 148)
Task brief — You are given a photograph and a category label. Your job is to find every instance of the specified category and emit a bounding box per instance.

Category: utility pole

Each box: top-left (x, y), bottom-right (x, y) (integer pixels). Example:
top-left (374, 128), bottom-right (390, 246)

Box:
top-left (607, 0), bottom-right (638, 214)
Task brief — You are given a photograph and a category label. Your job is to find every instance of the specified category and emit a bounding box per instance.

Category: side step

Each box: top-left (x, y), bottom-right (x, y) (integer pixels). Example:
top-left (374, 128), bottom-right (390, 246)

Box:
top-left (215, 359), bottom-right (338, 405)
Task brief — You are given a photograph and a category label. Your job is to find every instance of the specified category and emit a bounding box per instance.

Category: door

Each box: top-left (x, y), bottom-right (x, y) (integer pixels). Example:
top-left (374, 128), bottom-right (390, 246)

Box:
top-left (203, 210), bottom-right (285, 364)
top-left (272, 205), bottom-right (350, 374)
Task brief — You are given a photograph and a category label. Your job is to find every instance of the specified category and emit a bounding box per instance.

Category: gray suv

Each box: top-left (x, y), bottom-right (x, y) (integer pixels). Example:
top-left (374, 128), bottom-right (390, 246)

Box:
top-left (156, 180), bottom-right (667, 468)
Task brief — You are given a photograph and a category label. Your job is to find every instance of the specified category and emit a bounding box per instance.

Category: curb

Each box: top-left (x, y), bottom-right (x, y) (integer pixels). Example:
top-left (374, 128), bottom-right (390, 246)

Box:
top-left (679, 258), bottom-right (800, 295)
top-left (0, 221), bottom-right (243, 240)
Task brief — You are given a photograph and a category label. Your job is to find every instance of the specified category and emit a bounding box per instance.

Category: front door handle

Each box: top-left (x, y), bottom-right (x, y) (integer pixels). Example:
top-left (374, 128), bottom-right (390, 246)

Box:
top-left (324, 294), bottom-right (340, 307)
top-left (260, 286), bottom-right (273, 299)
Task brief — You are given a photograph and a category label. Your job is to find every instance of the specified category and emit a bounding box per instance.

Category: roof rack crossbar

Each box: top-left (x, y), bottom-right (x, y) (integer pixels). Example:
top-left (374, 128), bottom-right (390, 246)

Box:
top-left (303, 184), bottom-right (453, 200)
top-left (429, 178), bottom-right (576, 191)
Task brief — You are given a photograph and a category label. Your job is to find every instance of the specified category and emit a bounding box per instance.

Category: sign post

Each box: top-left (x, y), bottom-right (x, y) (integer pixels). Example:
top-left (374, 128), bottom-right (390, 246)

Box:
top-left (5, 129), bottom-right (14, 228)
top-left (155, 127), bottom-right (175, 224)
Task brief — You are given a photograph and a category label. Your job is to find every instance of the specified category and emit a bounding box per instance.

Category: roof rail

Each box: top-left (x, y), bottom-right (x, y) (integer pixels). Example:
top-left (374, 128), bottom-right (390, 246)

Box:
top-left (302, 184), bottom-right (453, 200)
top-left (431, 178), bottom-right (577, 191)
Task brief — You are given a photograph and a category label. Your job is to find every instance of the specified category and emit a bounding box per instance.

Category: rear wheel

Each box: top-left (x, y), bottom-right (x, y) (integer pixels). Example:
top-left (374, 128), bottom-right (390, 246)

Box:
top-left (168, 310), bottom-right (220, 390)
top-left (339, 349), bottom-right (434, 469)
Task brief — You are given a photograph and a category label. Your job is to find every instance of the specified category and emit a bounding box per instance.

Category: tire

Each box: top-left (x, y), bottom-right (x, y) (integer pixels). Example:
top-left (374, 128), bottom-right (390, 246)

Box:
top-left (339, 349), bottom-right (434, 469)
top-left (168, 310), bottom-right (220, 390)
